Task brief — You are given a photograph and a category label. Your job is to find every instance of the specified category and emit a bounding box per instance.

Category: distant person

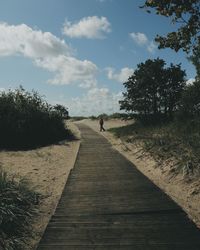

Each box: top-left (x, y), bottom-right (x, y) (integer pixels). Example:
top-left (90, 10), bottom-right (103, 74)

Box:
top-left (99, 117), bottom-right (105, 132)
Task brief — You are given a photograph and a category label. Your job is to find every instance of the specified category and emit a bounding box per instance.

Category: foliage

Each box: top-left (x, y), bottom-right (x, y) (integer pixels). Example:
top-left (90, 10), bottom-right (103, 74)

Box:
top-left (188, 47), bottom-right (200, 80)
top-left (108, 112), bottom-right (130, 120)
top-left (0, 86), bottom-right (70, 150)
top-left (53, 104), bottom-right (69, 119)
top-left (88, 113), bottom-right (130, 120)
top-left (177, 80), bottom-right (200, 119)
top-left (142, 0), bottom-right (200, 55)
top-left (89, 115), bottom-right (97, 120)
top-left (119, 58), bottom-right (186, 121)
top-left (142, 0), bottom-right (200, 80)
top-left (97, 113), bottom-right (109, 120)
top-left (0, 170), bottom-right (39, 250)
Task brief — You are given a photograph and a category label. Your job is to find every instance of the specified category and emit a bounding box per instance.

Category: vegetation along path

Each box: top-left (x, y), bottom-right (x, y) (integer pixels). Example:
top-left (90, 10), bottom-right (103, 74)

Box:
top-left (37, 124), bottom-right (200, 250)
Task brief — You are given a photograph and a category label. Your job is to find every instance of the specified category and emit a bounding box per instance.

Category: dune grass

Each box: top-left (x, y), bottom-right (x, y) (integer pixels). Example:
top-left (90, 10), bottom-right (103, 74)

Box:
top-left (109, 120), bottom-right (200, 176)
top-left (0, 169), bottom-right (40, 250)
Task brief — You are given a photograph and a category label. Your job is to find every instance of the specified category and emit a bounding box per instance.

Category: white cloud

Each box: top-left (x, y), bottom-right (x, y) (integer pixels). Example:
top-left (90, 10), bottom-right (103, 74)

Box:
top-left (62, 87), bottom-right (123, 116)
top-left (62, 16), bottom-right (111, 39)
top-left (186, 78), bottom-right (195, 85)
top-left (79, 79), bottom-right (97, 89)
top-left (35, 55), bottom-right (98, 86)
top-left (0, 22), bottom-right (70, 58)
top-left (130, 32), bottom-right (156, 53)
top-left (0, 22), bottom-right (98, 88)
top-left (130, 32), bottom-right (148, 45)
top-left (0, 87), bottom-right (5, 92)
top-left (106, 67), bottom-right (134, 83)
top-left (147, 41), bottom-right (157, 53)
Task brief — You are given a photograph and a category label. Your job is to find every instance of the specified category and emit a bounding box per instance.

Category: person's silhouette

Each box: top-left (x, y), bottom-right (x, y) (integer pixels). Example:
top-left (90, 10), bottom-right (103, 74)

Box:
top-left (99, 117), bottom-right (105, 132)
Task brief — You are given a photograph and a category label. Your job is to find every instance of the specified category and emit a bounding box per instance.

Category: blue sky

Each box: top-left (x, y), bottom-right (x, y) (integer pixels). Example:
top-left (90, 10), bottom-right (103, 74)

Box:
top-left (0, 0), bottom-right (196, 115)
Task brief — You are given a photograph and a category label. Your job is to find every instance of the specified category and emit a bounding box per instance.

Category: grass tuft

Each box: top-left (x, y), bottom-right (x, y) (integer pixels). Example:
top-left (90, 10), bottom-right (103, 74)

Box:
top-left (108, 120), bottom-right (200, 177)
top-left (0, 169), bottom-right (40, 250)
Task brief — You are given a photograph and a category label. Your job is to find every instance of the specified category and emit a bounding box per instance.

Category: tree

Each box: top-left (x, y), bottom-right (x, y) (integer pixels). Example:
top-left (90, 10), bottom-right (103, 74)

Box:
top-left (178, 80), bottom-right (200, 119)
top-left (188, 46), bottom-right (200, 79)
top-left (142, 0), bottom-right (200, 79)
top-left (142, 0), bottom-right (200, 56)
top-left (119, 58), bottom-right (186, 120)
top-left (120, 59), bottom-right (165, 116)
top-left (53, 104), bottom-right (69, 119)
top-left (163, 64), bottom-right (186, 118)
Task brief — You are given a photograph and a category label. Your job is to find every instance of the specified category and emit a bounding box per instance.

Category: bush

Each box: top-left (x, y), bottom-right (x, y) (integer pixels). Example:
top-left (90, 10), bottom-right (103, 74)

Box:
top-left (97, 113), bottom-right (109, 120)
top-left (0, 170), bottom-right (39, 250)
top-left (53, 104), bottom-right (69, 119)
top-left (0, 87), bottom-right (70, 149)
top-left (89, 115), bottom-right (97, 120)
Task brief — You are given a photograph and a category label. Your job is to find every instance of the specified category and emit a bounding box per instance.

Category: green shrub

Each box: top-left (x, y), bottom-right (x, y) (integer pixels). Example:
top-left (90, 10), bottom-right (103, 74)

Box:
top-left (97, 113), bottom-right (109, 120)
top-left (0, 170), bottom-right (39, 250)
top-left (89, 115), bottom-right (97, 120)
top-left (0, 86), bottom-right (71, 149)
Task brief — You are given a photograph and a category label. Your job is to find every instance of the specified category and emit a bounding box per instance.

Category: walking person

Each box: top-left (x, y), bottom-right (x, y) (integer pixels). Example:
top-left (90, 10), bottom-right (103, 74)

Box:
top-left (99, 117), bottom-right (105, 132)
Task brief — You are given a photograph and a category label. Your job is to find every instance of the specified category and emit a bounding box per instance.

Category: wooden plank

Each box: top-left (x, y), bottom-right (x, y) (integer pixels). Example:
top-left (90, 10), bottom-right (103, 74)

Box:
top-left (37, 124), bottom-right (200, 249)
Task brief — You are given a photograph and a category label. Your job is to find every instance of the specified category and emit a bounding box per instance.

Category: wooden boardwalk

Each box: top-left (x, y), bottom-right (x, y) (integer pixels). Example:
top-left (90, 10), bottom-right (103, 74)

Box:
top-left (37, 124), bottom-right (200, 250)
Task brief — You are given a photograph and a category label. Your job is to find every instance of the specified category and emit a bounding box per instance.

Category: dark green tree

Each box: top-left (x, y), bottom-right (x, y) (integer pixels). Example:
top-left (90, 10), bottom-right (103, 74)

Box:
top-left (142, 0), bottom-right (200, 80)
top-left (142, 1), bottom-right (200, 117)
top-left (188, 46), bottom-right (200, 80)
top-left (120, 58), bottom-right (186, 120)
top-left (178, 80), bottom-right (200, 119)
top-left (163, 64), bottom-right (186, 118)
top-left (54, 104), bottom-right (69, 119)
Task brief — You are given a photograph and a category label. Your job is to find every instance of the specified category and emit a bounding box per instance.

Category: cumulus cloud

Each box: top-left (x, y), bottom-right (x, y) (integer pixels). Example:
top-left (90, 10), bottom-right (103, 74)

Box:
top-left (62, 87), bottom-right (122, 116)
top-left (130, 32), bottom-right (156, 53)
top-left (0, 22), bottom-right (98, 87)
top-left (0, 22), bottom-right (70, 58)
top-left (62, 16), bottom-right (111, 39)
top-left (106, 67), bottom-right (134, 83)
top-left (35, 55), bottom-right (98, 86)
top-left (130, 32), bottom-right (148, 45)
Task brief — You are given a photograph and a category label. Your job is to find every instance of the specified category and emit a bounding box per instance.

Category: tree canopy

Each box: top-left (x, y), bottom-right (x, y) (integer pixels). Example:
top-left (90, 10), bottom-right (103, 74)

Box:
top-left (119, 58), bottom-right (186, 120)
top-left (142, 0), bottom-right (200, 56)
